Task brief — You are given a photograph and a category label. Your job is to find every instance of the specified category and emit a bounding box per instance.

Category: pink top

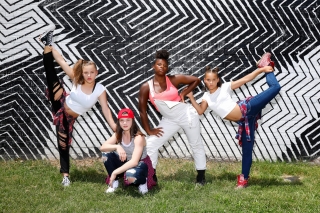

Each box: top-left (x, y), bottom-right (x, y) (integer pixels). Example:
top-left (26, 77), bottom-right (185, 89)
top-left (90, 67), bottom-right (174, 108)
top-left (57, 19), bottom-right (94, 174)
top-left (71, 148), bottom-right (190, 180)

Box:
top-left (148, 76), bottom-right (181, 111)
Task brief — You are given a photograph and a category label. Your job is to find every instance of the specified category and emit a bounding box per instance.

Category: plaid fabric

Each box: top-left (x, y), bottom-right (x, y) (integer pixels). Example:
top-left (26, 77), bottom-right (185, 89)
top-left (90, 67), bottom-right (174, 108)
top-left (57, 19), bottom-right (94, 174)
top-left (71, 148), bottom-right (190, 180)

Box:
top-left (105, 155), bottom-right (157, 190)
top-left (46, 89), bottom-right (76, 146)
top-left (141, 155), bottom-right (157, 189)
top-left (235, 97), bottom-right (261, 147)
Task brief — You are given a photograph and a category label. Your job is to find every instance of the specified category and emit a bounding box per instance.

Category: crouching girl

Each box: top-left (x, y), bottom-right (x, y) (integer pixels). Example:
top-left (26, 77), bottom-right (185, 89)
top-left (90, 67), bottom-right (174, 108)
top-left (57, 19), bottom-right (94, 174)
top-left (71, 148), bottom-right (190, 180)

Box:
top-left (100, 108), bottom-right (156, 194)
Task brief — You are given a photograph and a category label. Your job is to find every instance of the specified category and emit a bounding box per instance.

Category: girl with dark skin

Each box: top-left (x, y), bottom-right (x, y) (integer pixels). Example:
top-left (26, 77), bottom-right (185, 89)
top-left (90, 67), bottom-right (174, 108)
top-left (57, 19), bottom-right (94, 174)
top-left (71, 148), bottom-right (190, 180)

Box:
top-left (138, 50), bottom-right (206, 185)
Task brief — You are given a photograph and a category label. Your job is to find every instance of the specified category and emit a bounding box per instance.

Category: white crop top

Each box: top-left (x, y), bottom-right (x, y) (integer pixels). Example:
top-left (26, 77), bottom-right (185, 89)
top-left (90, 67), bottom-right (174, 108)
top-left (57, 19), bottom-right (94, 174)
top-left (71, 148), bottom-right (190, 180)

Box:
top-left (201, 82), bottom-right (237, 119)
top-left (65, 83), bottom-right (105, 115)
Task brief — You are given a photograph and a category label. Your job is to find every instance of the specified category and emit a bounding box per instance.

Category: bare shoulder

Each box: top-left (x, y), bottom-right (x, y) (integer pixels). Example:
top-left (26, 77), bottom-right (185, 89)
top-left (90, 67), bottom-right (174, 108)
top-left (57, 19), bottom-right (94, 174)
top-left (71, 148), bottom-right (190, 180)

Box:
top-left (134, 134), bottom-right (146, 145)
top-left (167, 75), bottom-right (179, 86)
top-left (139, 81), bottom-right (150, 91)
top-left (139, 81), bottom-right (150, 99)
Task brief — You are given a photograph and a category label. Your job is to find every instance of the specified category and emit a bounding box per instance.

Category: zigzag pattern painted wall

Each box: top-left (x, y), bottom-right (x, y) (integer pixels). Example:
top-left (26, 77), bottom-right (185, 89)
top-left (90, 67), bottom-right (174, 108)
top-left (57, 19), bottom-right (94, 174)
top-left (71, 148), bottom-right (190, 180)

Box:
top-left (1, 0), bottom-right (319, 162)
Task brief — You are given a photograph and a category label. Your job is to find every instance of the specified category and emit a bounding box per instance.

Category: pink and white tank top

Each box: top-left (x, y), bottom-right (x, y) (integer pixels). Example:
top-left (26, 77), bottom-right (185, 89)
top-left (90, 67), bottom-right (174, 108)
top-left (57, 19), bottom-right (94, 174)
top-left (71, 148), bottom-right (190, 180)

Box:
top-left (148, 76), bottom-right (181, 111)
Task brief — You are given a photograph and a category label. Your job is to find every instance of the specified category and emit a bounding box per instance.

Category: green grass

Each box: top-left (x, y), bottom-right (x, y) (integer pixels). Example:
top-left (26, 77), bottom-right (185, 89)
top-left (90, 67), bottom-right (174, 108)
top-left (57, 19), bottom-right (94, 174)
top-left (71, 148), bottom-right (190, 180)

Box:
top-left (1, 158), bottom-right (320, 213)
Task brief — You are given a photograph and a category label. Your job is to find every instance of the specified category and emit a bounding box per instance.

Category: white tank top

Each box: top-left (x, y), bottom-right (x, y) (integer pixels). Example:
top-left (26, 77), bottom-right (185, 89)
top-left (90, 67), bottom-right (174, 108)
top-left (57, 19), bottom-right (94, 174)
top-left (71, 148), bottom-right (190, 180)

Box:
top-left (121, 139), bottom-right (147, 161)
top-left (201, 82), bottom-right (237, 119)
top-left (65, 83), bottom-right (105, 115)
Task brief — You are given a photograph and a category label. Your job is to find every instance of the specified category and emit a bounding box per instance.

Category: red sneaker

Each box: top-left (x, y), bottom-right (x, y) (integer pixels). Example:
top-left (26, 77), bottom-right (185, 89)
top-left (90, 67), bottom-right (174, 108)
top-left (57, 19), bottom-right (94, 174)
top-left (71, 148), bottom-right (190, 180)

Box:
top-left (236, 174), bottom-right (248, 189)
top-left (256, 52), bottom-right (274, 68)
top-left (269, 61), bottom-right (275, 68)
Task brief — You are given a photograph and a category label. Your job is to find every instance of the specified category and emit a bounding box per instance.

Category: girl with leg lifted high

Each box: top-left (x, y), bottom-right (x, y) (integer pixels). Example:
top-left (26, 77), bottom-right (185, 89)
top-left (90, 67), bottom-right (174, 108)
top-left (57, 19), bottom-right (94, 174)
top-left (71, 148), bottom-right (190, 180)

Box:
top-left (40, 25), bottom-right (116, 186)
top-left (186, 53), bottom-right (281, 188)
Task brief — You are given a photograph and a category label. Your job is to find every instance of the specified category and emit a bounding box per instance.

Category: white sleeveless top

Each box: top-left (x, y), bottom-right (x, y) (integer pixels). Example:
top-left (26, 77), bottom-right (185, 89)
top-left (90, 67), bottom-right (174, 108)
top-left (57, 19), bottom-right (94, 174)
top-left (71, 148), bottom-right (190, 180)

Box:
top-left (201, 82), bottom-right (237, 119)
top-left (65, 83), bottom-right (105, 115)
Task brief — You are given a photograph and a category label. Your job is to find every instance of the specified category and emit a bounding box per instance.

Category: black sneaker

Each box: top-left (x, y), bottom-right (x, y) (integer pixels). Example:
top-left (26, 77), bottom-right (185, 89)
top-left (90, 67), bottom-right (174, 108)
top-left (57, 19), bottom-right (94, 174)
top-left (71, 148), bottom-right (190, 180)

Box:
top-left (153, 173), bottom-right (158, 182)
top-left (196, 178), bottom-right (206, 186)
top-left (40, 25), bottom-right (56, 46)
top-left (196, 170), bottom-right (206, 186)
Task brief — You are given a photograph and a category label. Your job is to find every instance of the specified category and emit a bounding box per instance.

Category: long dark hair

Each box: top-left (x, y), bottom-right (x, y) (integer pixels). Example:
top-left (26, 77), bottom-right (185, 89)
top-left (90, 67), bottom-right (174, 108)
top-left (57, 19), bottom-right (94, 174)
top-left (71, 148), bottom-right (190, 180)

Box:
top-left (203, 66), bottom-right (222, 90)
top-left (115, 119), bottom-right (145, 144)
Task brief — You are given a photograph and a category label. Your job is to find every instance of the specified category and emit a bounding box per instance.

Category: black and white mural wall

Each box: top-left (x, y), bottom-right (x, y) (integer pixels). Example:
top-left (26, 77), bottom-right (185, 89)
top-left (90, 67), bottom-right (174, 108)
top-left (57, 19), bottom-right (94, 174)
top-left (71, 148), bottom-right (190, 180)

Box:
top-left (0, 0), bottom-right (319, 162)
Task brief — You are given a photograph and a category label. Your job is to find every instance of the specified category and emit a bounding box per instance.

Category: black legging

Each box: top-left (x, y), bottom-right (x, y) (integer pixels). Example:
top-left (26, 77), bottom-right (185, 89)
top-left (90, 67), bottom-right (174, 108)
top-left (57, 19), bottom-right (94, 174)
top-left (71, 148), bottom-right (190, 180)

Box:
top-left (43, 51), bottom-right (71, 174)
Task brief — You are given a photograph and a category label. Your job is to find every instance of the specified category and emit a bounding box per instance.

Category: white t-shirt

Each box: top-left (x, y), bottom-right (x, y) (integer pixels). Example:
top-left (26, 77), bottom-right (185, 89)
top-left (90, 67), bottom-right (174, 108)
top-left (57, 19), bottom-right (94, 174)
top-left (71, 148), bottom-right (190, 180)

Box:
top-left (65, 83), bottom-right (105, 115)
top-left (201, 82), bottom-right (237, 119)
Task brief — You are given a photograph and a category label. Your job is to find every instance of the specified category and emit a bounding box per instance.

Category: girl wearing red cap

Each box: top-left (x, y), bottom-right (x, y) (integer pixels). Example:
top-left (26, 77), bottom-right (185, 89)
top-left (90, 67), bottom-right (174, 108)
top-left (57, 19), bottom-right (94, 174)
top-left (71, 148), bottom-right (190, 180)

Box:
top-left (100, 108), bottom-right (156, 194)
top-left (39, 25), bottom-right (116, 186)
top-left (186, 53), bottom-right (280, 188)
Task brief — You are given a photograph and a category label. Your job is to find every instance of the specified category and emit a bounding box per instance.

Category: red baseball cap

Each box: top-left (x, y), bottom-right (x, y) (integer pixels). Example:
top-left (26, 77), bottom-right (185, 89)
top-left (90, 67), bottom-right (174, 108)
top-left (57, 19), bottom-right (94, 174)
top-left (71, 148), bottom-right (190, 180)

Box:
top-left (117, 108), bottom-right (134, 119)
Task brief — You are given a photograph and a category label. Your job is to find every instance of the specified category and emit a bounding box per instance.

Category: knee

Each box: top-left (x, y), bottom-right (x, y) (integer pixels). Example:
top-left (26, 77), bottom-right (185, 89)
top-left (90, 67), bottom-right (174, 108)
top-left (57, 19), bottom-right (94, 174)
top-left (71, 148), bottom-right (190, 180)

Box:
top-left (274, 83), bottom-right (281, 93)
top-left (276, 85), bottom-right (281, 93)
top-left (126, 177), bottom-right (136, 184)
top-left (146, 139), bottom-right (160, 152)
top-left (58, 132), bottom-right (68, 150)
top-left (101, 153), bottom-right (108, 163)
top-left (271, 81), bottom-right (281, 95)
top-left (125, 168), bottom-right (138, 184)
top-left (103, 152), bottom-right (117, 161)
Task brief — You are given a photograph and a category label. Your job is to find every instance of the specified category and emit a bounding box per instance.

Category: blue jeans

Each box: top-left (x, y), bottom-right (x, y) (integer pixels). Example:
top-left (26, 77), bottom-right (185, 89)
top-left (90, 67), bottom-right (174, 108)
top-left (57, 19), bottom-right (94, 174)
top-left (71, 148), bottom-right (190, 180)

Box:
top-left (241, 72), bottom-right (281, 179)
top-left (102, 152), bottom-right (148, 185)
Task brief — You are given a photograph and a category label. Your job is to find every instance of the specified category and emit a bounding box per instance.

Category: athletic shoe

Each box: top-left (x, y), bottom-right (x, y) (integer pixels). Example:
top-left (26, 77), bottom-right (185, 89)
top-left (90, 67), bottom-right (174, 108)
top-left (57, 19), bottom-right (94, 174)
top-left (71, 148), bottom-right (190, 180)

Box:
top-left (138, 178), bottom-right (148, 194)
top-left (153, 173), bottom-right (158, 183)
top-left (105, 180), bottom-right (119, 193)
top-left (256, 52), bottom-right (274, 68)
top-left (40, 24), bottom-right (56, 46)
top-left (196, 170), bottom-right (206, 185)
top-left (196, 178), bottom-right (206, 186)
top-left (236, 174), bottom-right (248, 189)
top-left (61, 176), bottom-right (70, 187)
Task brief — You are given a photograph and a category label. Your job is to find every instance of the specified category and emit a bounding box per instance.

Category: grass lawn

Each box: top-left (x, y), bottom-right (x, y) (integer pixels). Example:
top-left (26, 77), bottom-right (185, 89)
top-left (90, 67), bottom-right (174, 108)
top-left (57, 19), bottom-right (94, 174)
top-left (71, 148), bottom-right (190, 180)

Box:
top-left (1, 158), bottom-right (320, 213)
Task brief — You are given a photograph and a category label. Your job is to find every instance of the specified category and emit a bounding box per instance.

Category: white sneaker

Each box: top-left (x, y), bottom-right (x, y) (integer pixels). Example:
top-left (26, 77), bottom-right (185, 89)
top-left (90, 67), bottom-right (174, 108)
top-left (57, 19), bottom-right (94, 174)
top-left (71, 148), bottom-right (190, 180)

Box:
top-left (61, 176), bottom-right (70, 187)
top-left (105, 180), bottom-right (119, 193)
top-left (138, 178), bottom-right (148, 194)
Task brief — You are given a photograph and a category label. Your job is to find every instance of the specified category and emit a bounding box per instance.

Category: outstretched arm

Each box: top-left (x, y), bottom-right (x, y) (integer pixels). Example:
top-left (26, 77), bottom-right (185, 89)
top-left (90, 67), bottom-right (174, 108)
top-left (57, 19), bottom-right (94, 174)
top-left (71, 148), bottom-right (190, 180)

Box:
top-left (51, 47), bottom-right (74, 79)
top-left (185, 90), bottom-right (208, 115)
top-left (99, 90), bottom-right (116, 132)
top-left (231, 66), bottom-right (274, 90)
top-left (169, 75), bottom-right (201, 102)
top-left (138, 82), bottom-right (163, 137)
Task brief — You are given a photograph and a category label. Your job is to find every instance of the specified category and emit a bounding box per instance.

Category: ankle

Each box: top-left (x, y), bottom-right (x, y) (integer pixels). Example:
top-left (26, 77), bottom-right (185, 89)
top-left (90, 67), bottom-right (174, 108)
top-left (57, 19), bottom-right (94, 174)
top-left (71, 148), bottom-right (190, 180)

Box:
top-left (44, 46), bottom-right (52, 54)
top-left (196, 170), bottom-right (206, 184)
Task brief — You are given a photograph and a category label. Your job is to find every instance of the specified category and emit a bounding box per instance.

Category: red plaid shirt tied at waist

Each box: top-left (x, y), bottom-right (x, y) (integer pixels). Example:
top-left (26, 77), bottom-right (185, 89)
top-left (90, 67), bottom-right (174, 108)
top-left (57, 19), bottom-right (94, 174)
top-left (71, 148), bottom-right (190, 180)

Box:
top-left (235, 97), bottom-right (261, 147)
top-left (46, 89), bottom-right (76, 146)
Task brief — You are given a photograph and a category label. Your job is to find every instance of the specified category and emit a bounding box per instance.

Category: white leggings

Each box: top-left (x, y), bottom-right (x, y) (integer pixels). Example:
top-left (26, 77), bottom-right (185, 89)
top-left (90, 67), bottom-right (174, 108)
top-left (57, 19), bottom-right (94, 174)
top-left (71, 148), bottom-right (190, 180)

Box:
top-left (146, 100), bottom-right (206, 170)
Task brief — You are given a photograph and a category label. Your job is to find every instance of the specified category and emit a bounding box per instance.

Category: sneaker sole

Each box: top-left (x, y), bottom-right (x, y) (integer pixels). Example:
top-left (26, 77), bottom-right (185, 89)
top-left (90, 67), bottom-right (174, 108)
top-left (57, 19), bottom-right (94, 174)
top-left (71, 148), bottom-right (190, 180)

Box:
top-left (256, 52), bottom-right (271, 68)
top-left (40, 24), bottom-right (56, 43)
top-left (139, 190), bottom-right (148, 194)
top-left (43, 24), bottom-right (56, 35)
top-left (105, 188), bottom-right (115, 193)
top-left (235, 185), bottom-right (247, 189)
